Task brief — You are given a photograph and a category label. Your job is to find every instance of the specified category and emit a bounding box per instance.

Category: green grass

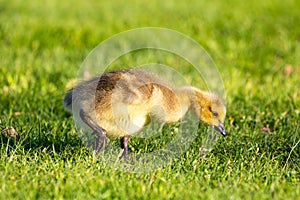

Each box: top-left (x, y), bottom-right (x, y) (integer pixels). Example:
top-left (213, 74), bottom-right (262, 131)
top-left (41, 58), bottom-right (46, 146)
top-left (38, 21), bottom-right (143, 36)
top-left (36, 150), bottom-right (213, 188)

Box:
top-left (0, 0), bottom-right (299, 199)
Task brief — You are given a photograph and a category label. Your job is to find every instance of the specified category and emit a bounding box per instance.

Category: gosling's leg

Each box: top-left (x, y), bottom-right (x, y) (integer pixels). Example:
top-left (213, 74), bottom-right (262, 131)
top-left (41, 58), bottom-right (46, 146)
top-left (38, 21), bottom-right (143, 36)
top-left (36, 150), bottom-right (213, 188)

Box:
top-left (79, 108), bottom-right (106, 153)
top-left (120, 136), bottom-right (130, 160)
top-left (91, 131), bottom-right (106, 153)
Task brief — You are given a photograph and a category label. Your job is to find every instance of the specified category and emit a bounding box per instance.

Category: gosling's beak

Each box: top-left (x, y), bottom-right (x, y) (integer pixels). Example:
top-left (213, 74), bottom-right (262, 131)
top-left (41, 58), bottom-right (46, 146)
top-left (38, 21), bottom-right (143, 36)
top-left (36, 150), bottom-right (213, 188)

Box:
top-left (214, 123), bottom-right (226, 136)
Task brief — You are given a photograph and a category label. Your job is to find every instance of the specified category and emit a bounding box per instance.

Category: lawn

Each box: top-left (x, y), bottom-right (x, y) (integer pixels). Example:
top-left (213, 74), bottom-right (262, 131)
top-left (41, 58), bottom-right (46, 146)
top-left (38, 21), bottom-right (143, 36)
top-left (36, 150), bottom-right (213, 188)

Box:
top-left (0, 0), bottom-right (299, 199)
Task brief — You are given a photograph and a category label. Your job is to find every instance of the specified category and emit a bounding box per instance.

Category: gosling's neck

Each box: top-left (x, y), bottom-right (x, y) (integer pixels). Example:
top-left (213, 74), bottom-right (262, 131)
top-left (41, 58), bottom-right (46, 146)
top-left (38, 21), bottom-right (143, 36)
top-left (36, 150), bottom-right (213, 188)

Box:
top-left (174, 86), bottom-right (209, 117)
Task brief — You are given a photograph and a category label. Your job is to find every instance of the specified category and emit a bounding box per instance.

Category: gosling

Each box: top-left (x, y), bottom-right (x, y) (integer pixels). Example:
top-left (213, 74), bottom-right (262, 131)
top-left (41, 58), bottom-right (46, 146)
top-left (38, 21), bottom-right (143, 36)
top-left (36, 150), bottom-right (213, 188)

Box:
top-left (63, 69), bottom-right (226, 159)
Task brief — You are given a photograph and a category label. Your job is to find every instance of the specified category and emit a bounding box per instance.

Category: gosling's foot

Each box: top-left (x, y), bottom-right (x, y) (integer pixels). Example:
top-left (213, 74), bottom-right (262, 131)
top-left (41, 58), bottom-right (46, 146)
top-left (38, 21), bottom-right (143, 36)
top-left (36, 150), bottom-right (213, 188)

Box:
top-left (119, 136), bottom-right (130, 160)
top-left (93, 131), bottom-right (106, 153)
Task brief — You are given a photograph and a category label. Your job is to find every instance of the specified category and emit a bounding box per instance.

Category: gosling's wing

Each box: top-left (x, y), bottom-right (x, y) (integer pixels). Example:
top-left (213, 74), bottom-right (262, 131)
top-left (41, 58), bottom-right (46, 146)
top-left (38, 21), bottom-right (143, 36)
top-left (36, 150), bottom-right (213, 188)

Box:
top-left (149, 83), bottom-right (182, 122)
top-left (109, 69), bottom-right (182, 119)
top-left (107, 69), bottom-right (159, 105)
top-left (117, 69), bottom-right (173, 105)
top-left (121, 84), bottom-right (154, 105)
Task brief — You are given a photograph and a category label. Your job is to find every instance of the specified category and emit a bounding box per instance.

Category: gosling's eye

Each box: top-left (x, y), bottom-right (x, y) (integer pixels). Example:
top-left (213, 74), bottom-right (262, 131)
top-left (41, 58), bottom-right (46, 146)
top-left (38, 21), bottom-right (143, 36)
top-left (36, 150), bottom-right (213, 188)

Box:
top-left (212, 111), bottom-right (218, 117)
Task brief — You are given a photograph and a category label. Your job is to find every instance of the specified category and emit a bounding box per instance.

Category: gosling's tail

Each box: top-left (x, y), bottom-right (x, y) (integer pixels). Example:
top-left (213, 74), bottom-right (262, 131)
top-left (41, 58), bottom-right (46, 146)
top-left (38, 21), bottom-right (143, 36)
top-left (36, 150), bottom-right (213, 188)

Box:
top-left (63, 89), bottom-right (73, 111)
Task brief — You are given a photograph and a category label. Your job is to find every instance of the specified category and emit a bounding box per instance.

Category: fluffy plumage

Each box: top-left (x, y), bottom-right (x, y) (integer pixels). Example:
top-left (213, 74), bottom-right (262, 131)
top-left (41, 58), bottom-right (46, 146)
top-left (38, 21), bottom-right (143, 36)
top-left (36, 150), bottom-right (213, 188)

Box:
top-left (64, 69), bottom-right (226, 158)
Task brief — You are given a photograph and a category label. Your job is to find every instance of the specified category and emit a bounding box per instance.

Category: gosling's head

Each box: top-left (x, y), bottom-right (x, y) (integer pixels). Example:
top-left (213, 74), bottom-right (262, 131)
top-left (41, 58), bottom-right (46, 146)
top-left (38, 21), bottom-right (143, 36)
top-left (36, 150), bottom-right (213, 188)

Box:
top-left (194, 91), bottom-right (226, 136)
